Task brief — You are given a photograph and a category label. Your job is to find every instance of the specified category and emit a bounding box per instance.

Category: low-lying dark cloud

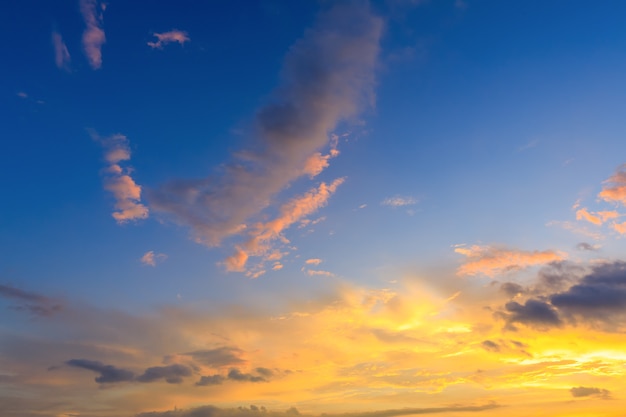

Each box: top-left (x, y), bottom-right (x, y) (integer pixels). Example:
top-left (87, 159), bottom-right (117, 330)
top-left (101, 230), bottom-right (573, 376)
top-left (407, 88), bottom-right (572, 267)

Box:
top-left (0, 284), bottom-right (63, 317)
top-left (66, 359), bottom-right (134, 384)
top-left (136, 402), bottom-right (501, 417)
top-left (196, 367), bottom-right (273, 386)
top-left (570, 386), bottom-right (611, 398)
top-left (136, 364), bottom-right (193, 384)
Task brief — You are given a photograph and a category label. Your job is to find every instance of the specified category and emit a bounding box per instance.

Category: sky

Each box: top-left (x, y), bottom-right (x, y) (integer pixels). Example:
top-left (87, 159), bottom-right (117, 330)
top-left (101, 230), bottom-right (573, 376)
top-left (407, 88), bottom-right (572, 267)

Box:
top-left (3, 0), bottom-right (626, 416)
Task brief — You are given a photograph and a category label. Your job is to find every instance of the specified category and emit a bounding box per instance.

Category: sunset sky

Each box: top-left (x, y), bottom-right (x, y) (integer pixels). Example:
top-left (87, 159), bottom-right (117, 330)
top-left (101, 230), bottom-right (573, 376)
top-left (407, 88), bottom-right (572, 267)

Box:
top-left (3, 1), bottom-right (626, 416)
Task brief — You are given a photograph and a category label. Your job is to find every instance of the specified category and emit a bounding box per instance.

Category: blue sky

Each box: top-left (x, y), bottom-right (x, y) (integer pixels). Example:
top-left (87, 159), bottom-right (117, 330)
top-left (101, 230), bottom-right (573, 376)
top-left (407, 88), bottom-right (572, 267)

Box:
top-left (3, 1), bottom-right (626, 416)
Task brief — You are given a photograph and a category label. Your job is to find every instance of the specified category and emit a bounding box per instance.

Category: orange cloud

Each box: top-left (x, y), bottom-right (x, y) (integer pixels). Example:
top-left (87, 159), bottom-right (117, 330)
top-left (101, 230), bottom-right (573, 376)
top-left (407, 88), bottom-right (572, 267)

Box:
top-left (224, 179), bottom-right (344, 273)
top-left (455, 245), bottom-right (566, 277)
top-left (598, 165), bottom-right (626, 206)
top-left (613, 221), bottom-right (626, 235)
top-left (576, 208), bottom-right (619, 226)
top-left (305, 259), bottom-right (323, 265)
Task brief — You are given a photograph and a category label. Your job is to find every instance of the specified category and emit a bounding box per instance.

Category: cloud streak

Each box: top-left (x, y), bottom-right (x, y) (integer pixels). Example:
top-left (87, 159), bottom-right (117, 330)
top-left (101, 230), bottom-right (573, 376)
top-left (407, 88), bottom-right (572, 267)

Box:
top-left (148, 30), bottom-right (190, 49)
top-left (141, 251), bottom-right (167, 266)
top-left (51, 31), bottom-right (71, 71)
top-left (80, 0), bottom-right (106, 69)
top-left (0, 284), bottom-right (63, 317)
top-left (149, 3), bottom-right (382, 270)
top-left (455, 245), bottom-right (566, 277)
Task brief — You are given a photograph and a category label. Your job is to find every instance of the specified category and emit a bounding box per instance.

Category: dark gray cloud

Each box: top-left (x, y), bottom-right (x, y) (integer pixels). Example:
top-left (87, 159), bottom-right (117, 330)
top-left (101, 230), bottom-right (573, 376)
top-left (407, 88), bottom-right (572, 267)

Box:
top-left (227, 368), bottom-right (266, 382)
top-left (136, 364), bottom-right (193, 384)
top-left (0, 284), bottom-right (63, 317)
top-left (136, 403), bottom-right (501, 417)
top-left (195, 374), bottom-right (225, 386)
top-left (480, 340), bottom-right (500, 352)
top-left (501, 299), bottom-right (562, 330)
top-left (148, 2), bottom-right (382, 251)
top-left (195, 367), bottom-right (278, 386)
top-left (496, 261), bottom-right (626, 330)
top-left (183, 347), bottom-right (246, 367)
top-left (576, 242), bottom-right (598, 251)
top-left (550, 261), bottom-right (626, 323)
top-left (66, 359), bottom-right (134, 384)
top-left (499, 282), bottom-right (526, 298)
top-left (570, 386), bottom-right (611, 398)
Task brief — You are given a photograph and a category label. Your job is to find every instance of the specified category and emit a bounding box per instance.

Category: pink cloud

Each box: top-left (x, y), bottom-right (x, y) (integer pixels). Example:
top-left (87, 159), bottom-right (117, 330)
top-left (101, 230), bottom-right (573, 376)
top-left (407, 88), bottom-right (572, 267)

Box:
top-left (92, 132), bottom-right (149, 223)
top-left (140, 251), bottom-right (168, 267)
top-left (455, 245), bottom-right (566, 277)
top-left (80, 0), bottom-right (106, 69)
top-left (52, 31), bottom-right (71, 71)
top-left (148, 30), bottom-right (190, 49)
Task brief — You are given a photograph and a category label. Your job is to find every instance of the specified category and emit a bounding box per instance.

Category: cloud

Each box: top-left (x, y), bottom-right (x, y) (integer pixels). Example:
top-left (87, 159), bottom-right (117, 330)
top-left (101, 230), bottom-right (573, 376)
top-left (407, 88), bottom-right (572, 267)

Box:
top-left (570, 386), bottom-right (611, 399)
top-left (223, 178), bottom-right (344, 273)
top-left (575, 208), bottom-right (620, 226)
top-left (51, 31), bottom-right (71, 71)
top-left (381, 196), bottom-right (417, 207)
top-left (500, 299), bottom-right (562, 330)
top-left (0, 284), bottom-right (63, 317)
top-left (550, 261), bottom-right (626, 325)
top-left (495, 261), bottom-right (626, 330)
top-left (576, 242), bottom-right (599, 251)
top-left (148, 30), bottom-right (190, 49)
top-left (136, 364), bottom-right (193, 384)
top-left (182, 347), bottom-right (247, 368)
top-left (305, 258), bottom-right (322, 265)
top-left (304, 269), bottom-right (335, 277)
top-left (136, 403), bottom-right (501, 417)
top-left (455, 245), bottom-right (566, 277)
top-left (141, 251), bottom-right (168, 266)
top-left (195, 374), bottom-right (225, 386)
top-left (16, 91), bottom-right (28, 99)
top-left (480, 340), bottom-right (500, 352)
top-left (598, 165), bottom-right (626, 206)
top-left (80, 0), bottom-right (106, 69)
top-left (92, 131), bottom-right (149, 223)
top-left (226, 368), bottom-right (266, 382)
top-left (149, 2), bottom-right (382, 264)
top-left (66, 359), bottom-right (134, 384)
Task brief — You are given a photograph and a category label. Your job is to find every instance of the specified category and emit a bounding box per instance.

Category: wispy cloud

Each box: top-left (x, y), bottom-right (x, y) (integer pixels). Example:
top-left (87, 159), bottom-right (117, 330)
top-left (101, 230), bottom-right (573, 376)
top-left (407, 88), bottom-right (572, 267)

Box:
top-left (0, 284), bottom-right (63, 317)
top-left (80, 0), bottom-right (106, 69)
top-left (223, 178), bottom-right (344, 274)
top-left (140, 251), bottom-right (167, 266)
top-left (149, 3), bottom-right (382, 272)
top-left (92, 131), bottom-right (149, 223)
top-left (148, 30), bottom-right (190, 49)
top-left (305, 258), bottom-right (322, 265)
top-left (455, 245), bottom-right (566, 277)
top-left (381, 195), bottom-right (417, 207)
top-left (51, 31), bottom-right (71, 71)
